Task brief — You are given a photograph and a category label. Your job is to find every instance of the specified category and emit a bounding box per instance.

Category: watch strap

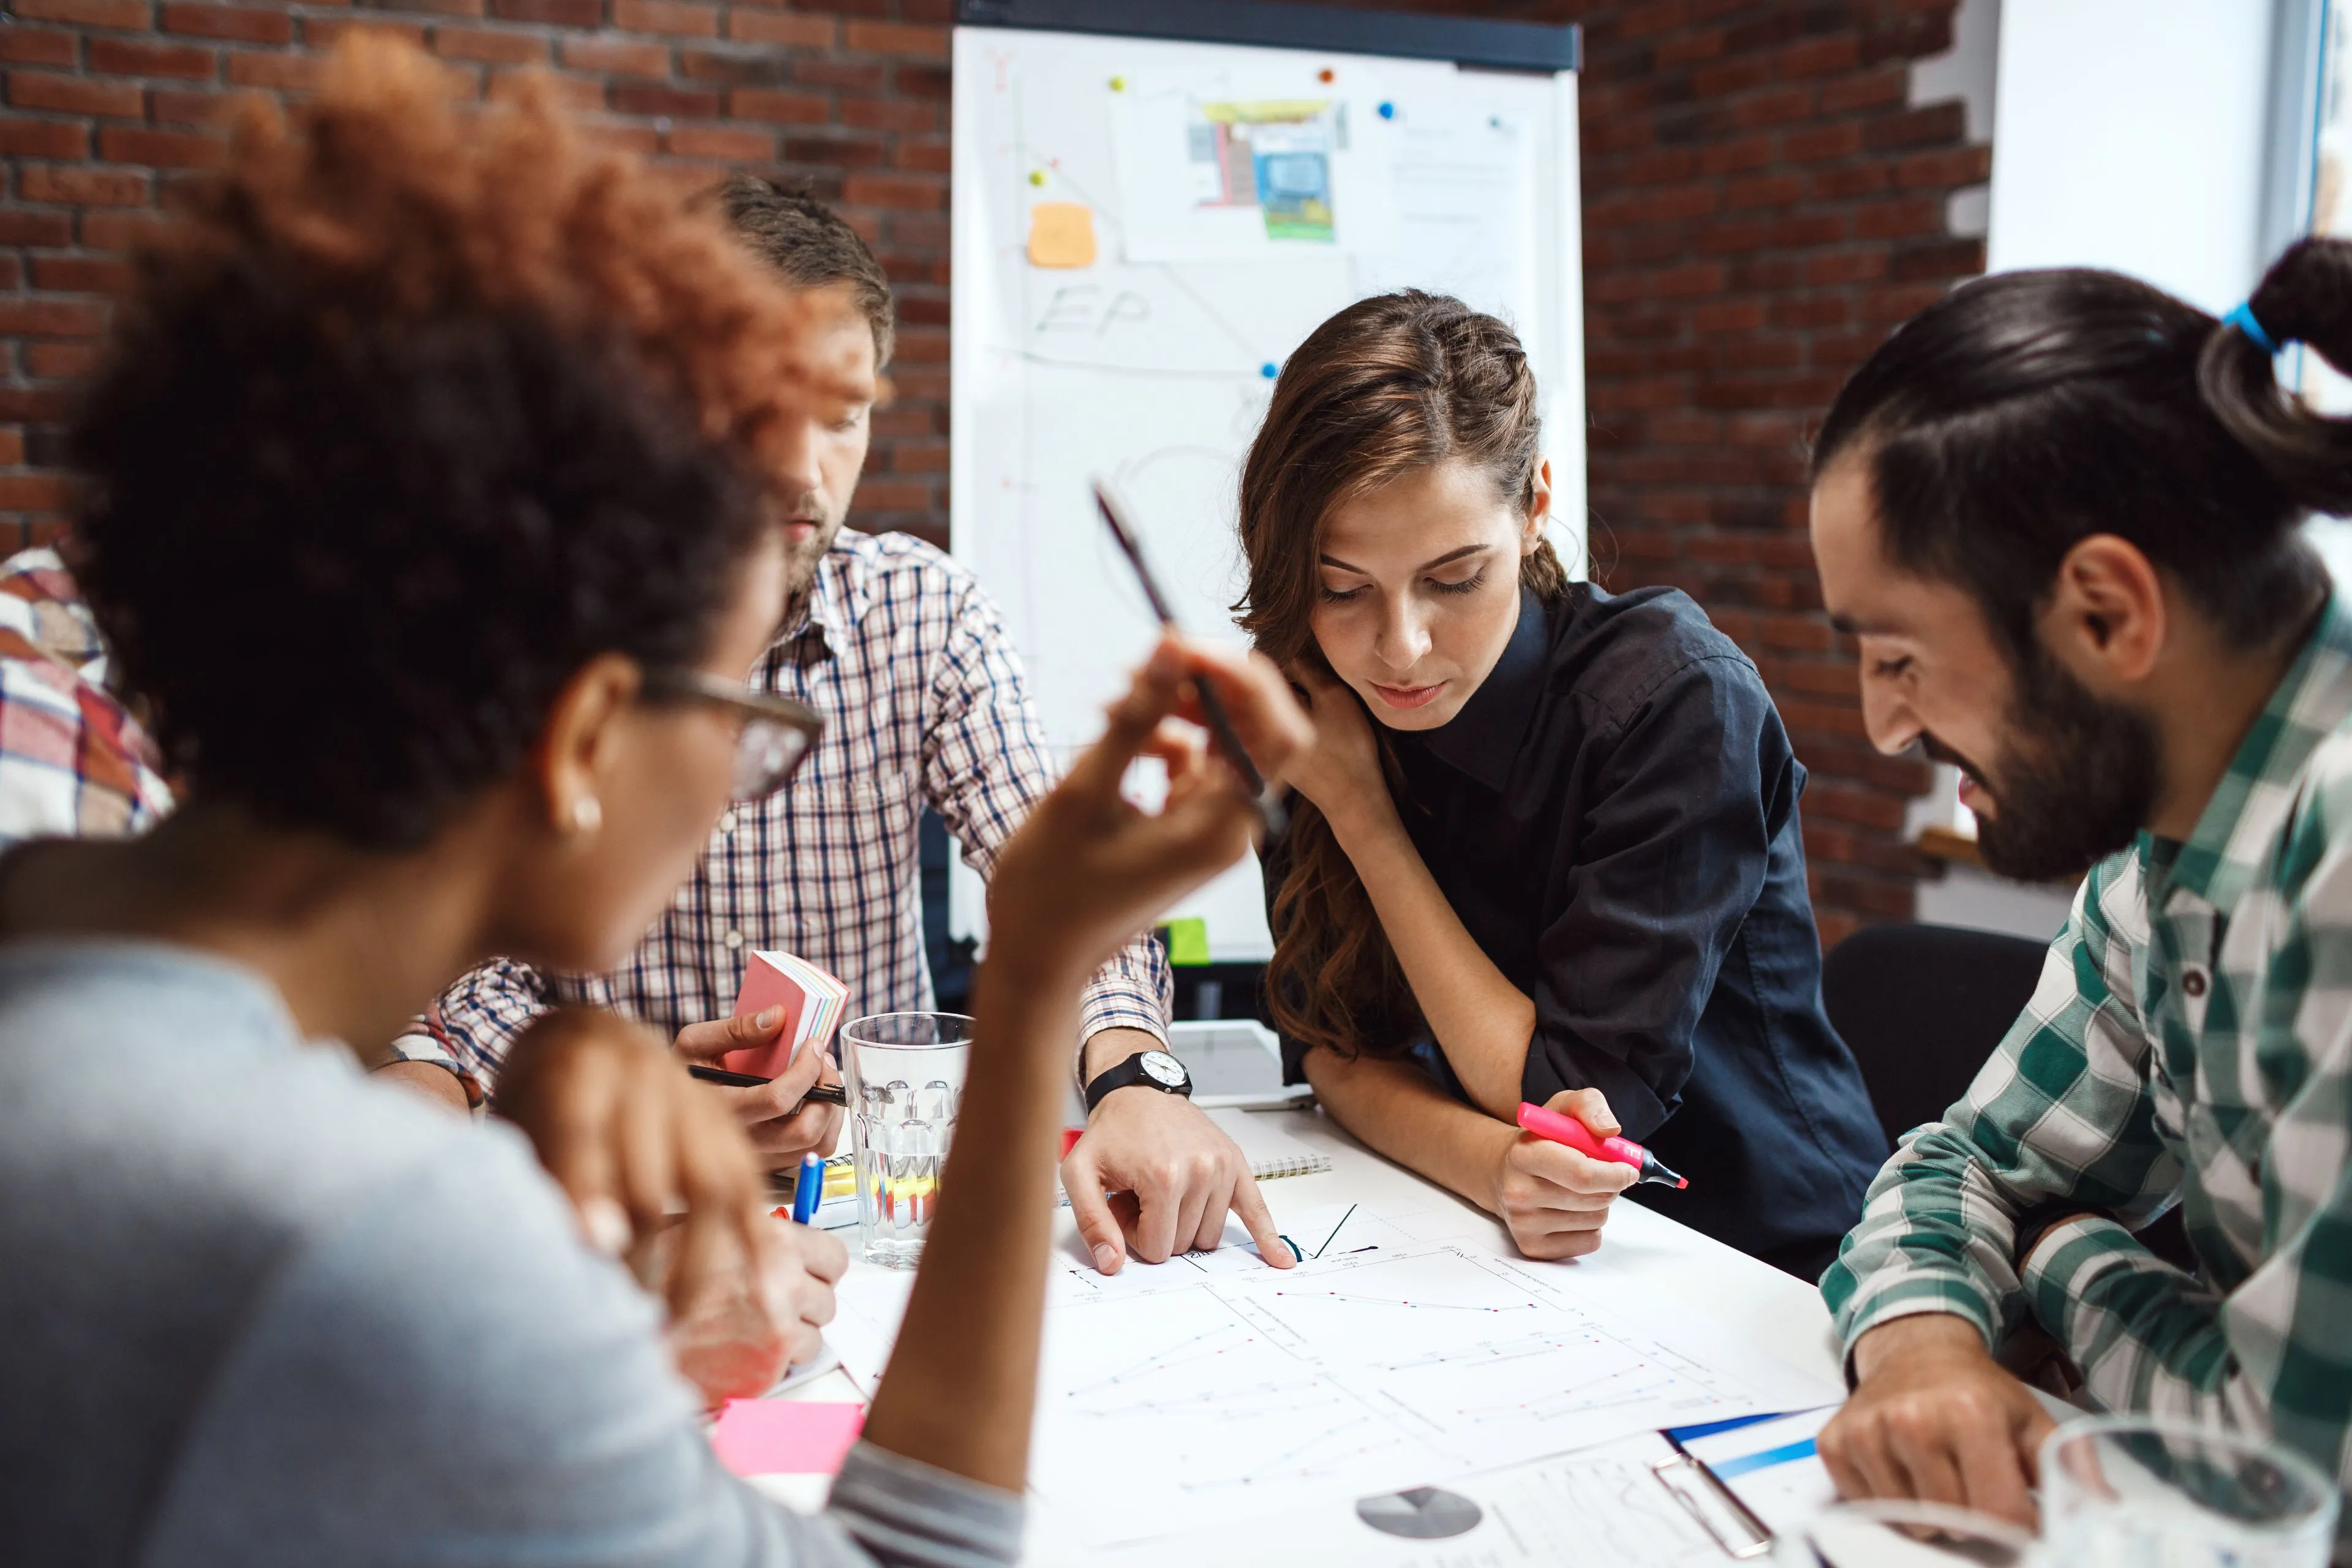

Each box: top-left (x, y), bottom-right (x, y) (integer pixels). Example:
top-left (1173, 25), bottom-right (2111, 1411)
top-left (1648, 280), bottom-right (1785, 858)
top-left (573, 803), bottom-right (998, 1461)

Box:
top-left (1083, 1050), bottom-right (1189, 1114)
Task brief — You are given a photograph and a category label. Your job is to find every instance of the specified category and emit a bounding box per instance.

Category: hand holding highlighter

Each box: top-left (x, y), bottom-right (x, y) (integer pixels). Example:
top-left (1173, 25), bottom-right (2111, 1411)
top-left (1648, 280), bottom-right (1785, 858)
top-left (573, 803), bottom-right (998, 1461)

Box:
top-left (1516, 1100), bottom-right (1689, 1189)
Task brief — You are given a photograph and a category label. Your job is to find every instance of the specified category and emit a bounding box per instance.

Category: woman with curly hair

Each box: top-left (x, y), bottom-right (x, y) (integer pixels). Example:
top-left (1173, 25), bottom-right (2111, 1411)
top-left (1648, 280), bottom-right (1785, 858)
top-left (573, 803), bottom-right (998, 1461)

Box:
top-left (0, 38), bottom-right (1308, 1566)
top-left (1246, 292), bottom-right (1886, 1278)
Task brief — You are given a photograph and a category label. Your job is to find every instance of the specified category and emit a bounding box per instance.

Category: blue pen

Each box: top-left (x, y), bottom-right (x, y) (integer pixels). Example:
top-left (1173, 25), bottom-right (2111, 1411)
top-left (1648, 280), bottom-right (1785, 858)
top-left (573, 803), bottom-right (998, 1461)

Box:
top-left (789, 1152), bottom-right (823, 1225)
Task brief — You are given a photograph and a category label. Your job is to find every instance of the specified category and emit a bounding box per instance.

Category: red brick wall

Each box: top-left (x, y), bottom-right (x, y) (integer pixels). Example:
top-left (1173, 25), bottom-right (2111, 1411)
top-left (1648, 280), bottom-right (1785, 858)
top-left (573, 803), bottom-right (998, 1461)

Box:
top-left (1572, 0), bottom-right (1984, 943)
top-left (0, 0), bottom-right (1984, 938)
top-left (0, 0), bottom-right (955, 546)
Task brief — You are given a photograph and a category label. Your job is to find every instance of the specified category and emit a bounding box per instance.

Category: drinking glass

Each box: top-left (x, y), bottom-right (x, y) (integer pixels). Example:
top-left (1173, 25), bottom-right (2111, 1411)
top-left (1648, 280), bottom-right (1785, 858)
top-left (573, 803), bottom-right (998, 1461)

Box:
top-left (1771, 1500), bottom-right (2038, 1568)
top-left (2040, 1415), bottom-right (2337, 1568)
top-left (841, 1012), bottom-right (972, 1268)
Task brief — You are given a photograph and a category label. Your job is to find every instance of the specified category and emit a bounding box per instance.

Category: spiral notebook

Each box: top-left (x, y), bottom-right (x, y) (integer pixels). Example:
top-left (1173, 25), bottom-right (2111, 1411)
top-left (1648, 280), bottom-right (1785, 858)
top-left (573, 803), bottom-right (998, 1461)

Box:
top-left (1205, 1107), bottom-right (1333, 1180)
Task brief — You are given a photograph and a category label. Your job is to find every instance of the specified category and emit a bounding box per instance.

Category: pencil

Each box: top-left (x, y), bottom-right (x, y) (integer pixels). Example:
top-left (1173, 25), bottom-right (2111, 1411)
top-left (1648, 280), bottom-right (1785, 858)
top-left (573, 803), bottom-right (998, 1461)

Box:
top-left (1092, 479), bottom-right (1287, 840)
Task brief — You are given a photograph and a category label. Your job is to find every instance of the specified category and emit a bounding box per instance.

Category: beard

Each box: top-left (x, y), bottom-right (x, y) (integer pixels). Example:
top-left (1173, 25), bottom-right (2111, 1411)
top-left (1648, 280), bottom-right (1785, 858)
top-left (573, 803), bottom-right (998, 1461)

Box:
top-left (776, 491), bottom-right (847, 615)
top-left (1929, 643), bottom-right (2161, 884)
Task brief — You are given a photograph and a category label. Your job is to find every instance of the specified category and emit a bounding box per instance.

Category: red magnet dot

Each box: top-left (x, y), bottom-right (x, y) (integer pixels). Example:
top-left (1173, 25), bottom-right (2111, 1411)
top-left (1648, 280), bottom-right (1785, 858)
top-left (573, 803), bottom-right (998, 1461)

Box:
top-left (1318, 67), bottom-right (1335, 83)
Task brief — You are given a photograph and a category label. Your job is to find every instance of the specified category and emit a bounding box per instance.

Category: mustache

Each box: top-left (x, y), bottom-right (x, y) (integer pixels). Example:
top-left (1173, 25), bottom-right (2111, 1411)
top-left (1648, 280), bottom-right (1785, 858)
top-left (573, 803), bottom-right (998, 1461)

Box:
top-left (1918, 732), bottom-right (1989, 786)
top-left (777, 492), bottom-right (835, 529)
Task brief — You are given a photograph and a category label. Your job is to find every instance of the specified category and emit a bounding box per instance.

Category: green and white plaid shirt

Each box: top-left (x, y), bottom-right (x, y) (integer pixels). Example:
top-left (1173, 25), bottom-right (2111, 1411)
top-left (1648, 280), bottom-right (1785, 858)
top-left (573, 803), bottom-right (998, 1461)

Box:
top-left (1825, 595), bottom-right (2352, 1501)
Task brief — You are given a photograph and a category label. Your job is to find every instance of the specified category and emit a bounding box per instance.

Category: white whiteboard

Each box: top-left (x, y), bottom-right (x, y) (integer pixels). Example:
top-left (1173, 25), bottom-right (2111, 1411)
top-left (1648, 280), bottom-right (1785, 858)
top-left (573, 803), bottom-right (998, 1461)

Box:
top-left (949, 22), bottom-right (1586, 962)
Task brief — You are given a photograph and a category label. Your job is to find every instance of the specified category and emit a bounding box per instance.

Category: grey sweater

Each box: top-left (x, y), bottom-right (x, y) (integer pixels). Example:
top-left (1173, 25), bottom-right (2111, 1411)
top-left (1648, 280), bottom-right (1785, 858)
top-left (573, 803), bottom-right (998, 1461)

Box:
top-left (0, 941), bottom-right (1022, 1567)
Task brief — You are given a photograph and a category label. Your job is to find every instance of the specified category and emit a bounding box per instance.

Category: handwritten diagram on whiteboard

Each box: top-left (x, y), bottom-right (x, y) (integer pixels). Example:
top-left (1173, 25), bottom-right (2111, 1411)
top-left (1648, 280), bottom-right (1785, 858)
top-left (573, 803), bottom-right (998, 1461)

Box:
top-left (950, 26), bottom-right (1585, 959)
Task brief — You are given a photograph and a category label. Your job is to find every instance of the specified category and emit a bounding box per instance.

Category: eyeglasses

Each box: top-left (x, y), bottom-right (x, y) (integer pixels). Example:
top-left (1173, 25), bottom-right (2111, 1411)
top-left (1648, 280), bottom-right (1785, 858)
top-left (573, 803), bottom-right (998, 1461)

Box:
top-left (641, 668), bottom-right (824, 801)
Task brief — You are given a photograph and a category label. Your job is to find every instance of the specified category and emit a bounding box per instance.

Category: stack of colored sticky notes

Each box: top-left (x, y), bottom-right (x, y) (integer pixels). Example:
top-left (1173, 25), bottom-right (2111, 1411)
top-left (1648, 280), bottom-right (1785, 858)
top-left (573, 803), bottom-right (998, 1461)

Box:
top-left (771, 1154), bottom-right (859, 1232)
top-left (722, 949), bottom-right (851, 1079)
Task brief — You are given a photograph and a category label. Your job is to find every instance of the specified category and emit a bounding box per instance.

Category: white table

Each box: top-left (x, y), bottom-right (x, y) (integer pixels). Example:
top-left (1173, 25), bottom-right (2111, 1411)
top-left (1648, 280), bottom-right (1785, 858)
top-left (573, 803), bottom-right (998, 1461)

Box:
top-left (755, 1104), bottom-right (1846, 1531)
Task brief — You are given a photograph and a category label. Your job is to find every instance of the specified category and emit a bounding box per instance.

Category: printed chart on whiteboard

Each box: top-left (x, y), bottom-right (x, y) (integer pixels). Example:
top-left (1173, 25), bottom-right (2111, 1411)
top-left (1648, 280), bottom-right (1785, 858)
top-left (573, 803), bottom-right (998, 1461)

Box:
top-left (949, 24), bottom-right (1586, 960)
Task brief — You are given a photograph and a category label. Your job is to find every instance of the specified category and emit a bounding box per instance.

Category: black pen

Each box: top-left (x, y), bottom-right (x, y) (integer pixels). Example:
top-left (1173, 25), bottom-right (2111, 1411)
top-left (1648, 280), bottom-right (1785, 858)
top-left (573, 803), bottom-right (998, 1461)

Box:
top-left (1091, 479), bottom-right (1287, 839)
top-left (686, 1063), bottom-right (848, 1109)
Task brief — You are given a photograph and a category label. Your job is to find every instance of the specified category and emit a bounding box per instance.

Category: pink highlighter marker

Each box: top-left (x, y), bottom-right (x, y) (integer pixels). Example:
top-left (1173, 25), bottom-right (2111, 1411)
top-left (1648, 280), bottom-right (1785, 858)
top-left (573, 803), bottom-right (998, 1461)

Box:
top-left (1516, 1101), bottom-right (1690, 1189)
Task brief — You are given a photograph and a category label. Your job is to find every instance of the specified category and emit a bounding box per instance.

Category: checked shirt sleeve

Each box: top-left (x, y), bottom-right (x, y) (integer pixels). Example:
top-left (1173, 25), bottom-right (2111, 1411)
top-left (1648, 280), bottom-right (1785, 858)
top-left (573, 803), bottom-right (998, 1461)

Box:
top-left (1822, 852), bottom-right (2177, 1361)
top-left (918, 571), bottom-right (1170, 1058)
top-left (2021, 812), bottom-right (2352, 1488)
top-left (405, 957), bottom-right (559, 1099)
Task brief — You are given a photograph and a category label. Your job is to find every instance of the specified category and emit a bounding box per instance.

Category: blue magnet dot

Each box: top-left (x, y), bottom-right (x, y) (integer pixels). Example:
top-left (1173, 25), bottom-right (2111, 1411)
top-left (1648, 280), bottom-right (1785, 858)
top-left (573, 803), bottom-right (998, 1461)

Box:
top-left (1377, 100), bottom-right (1395, 119)
top-left (1260, 361), bottom-right (1280, 379)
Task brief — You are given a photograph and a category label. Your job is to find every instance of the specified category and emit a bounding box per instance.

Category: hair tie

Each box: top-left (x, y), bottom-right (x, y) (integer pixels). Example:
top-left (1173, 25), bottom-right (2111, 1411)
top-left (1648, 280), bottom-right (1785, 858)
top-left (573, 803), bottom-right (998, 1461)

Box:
top-left (2225, 301), bottom-right (2282, 356)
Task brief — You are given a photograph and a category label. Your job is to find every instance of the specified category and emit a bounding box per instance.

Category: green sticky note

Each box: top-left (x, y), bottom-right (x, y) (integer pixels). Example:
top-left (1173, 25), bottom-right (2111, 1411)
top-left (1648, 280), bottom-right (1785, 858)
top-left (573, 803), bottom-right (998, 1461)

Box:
top-left (1160, 918), bottom-right (1210, 967)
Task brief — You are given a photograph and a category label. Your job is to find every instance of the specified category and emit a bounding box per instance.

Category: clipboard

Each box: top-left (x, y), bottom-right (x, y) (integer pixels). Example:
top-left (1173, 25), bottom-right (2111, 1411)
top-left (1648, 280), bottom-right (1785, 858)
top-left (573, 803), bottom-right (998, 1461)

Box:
top-left (1653, 1442), bottom-right (1776, 1558)
top-left (1659, 1408), bottom-right (1841, 1556)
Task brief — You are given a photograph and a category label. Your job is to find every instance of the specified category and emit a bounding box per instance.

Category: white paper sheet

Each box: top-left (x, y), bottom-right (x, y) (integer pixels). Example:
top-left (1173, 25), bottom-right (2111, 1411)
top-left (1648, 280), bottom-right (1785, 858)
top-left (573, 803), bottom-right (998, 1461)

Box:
top-left (826, 1205), bottom-right (1839, 1551)
top-left (1678, 1407), bottom-right (1839, 1534)
top-left (1076, 1432), bottom-right (1736, 1568)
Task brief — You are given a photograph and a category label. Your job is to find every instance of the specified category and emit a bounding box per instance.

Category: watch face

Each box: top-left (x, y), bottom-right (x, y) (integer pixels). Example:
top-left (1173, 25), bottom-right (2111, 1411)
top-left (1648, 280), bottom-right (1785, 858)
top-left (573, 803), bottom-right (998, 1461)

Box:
top-left (1139, 1050), bottom-right (1188, 1088)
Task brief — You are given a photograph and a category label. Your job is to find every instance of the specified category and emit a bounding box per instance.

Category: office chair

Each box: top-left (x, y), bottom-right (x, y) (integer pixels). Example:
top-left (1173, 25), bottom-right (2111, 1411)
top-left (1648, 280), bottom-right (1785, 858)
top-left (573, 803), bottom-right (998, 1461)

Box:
top-left (1822, 917), bottom-right (2201, 1278)
top-left (1820, 921), bottom-right (2051, 1147)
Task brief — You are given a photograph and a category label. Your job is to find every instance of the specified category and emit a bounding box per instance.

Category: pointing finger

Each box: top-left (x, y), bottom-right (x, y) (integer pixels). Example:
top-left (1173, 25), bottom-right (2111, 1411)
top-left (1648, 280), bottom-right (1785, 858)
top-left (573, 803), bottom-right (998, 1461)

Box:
top-left (1230, 1173), bottom-right (1295, 1269)
top-left (1061, 1147), bottom-right (1128, 1275)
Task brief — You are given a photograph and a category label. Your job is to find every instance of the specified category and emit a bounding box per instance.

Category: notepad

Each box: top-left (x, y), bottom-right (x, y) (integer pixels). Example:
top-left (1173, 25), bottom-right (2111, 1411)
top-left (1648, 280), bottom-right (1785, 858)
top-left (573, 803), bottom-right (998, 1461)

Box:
top-left (709, 1399), bottom-right (864, 1478)
top-left (721, 949), bottom-right (850, 1080)
top-left (1205, 1107), bottom-right (1332, 1179)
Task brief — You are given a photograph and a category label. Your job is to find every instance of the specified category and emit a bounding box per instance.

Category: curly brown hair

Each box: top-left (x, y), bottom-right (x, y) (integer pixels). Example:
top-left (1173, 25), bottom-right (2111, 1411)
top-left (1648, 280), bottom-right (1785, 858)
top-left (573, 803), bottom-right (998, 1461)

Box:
top-left (72, 37), bottom-right (815, 846)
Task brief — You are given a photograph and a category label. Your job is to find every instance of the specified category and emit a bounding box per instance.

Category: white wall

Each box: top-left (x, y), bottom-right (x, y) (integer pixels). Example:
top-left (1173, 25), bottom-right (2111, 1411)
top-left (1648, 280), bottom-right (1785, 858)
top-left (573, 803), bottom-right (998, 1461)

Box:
top-left (1986, 0), bottom-right (2278, 313)
top-left (1915, 864), bottom-right (2076, 943)
top-left (1898, 2), bottom-right (2287, 944)
top-left (1912, 0), bottom-right (2003, 238)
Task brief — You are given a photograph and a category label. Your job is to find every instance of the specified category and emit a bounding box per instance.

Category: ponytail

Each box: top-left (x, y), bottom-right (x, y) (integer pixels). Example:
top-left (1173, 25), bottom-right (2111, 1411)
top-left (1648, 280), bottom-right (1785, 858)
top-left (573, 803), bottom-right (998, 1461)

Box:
top-left (1813, 264), bottom-right (2328, 667)
top-left (2199, 236), bottom-right (2352, 516)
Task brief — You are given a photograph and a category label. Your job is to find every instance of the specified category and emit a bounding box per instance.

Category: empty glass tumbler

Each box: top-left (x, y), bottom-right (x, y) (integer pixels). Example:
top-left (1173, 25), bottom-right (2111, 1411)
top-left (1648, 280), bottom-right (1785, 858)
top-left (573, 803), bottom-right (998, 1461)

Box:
top-left (841, 1012), bottom-right (973, 1268)
top-left (2040, 1415), bottom-right (2337, 1568)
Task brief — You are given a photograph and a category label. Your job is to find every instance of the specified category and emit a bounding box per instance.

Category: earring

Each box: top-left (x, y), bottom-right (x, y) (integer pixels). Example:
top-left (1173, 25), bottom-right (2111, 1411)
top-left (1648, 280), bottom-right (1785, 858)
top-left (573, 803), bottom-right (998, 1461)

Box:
top-left (568, 796), bottom-right (603, 836)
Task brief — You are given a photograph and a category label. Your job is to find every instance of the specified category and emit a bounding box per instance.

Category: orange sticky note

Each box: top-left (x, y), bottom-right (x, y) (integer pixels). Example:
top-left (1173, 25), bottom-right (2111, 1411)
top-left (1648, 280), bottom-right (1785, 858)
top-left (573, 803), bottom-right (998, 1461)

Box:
top-left (1027, 202), bottom-right (1096, 268)
top-left (710, 1400), bottom-right (865, 1477)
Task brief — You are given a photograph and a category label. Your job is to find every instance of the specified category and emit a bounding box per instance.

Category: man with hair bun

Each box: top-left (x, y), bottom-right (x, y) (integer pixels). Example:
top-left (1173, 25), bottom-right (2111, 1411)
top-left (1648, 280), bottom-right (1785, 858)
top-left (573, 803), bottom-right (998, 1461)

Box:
top-left (419, 175), bottom-right (1292, 1278)
top-left (1809, 240), bottom-right (2352, 1540)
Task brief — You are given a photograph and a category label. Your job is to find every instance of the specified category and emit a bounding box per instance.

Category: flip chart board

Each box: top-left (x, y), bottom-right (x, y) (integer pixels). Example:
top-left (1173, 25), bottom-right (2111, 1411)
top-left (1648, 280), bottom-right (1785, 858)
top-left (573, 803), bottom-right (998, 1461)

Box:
top-left (949, 0), bottom-right (1586, 959)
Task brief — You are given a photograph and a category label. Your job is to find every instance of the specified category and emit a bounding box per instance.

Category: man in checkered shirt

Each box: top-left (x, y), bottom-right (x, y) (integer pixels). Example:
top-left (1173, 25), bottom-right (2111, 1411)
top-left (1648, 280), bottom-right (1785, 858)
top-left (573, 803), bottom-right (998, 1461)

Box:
top-left (0, 547), bottom-right (172, 847)
top-left (405, 181), bottom-right (1291, 1273)
top-left (1802, 252), bottom-right (2352, 1539)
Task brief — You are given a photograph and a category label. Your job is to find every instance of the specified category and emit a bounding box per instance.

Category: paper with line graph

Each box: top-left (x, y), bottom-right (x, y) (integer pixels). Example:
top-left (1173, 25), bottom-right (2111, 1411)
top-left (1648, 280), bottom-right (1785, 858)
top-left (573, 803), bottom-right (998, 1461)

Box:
top-left (1025, 1237), bottom-right (1831, 1547)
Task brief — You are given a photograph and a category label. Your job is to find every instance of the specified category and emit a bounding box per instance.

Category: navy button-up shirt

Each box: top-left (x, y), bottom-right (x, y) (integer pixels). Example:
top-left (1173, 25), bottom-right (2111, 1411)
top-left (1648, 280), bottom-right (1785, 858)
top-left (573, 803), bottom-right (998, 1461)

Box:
top-left (1272, 581), bottom-right (1887, 1274)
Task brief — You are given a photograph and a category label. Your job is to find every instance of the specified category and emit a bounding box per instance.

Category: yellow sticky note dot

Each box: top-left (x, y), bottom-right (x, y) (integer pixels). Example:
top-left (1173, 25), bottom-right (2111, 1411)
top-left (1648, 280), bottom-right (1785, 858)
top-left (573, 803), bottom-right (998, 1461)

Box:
top-left (1028, 168), bottom-right (1047, 186)
top-left (1026, 202), bottom-right (1096, 268)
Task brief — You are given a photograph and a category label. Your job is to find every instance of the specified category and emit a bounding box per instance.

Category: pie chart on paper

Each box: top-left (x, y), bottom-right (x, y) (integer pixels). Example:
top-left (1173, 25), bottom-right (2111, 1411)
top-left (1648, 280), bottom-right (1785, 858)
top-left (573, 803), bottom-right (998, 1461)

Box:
top-left (1355, 1485), bottom-right (1483, 1539)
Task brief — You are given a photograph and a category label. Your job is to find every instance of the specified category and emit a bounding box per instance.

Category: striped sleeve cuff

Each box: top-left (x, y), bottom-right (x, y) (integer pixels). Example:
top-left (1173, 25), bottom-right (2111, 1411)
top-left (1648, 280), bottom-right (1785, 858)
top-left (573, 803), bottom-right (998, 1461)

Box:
top-left (383, 1030), bottom-right (486, 1113)
top-left (1075, 935), bottom-right (1170, 1064)
top-left (827, 1440), bottom-right (1025, 1568)
top-left (1833, 1271), bottom-right (2004, 1382)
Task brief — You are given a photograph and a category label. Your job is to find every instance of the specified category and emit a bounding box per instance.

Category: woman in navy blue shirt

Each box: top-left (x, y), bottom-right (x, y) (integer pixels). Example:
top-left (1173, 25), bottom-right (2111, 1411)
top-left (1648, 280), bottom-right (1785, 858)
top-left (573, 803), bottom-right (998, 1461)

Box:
top-left (1246, 293), bottom-right (1886, 1278)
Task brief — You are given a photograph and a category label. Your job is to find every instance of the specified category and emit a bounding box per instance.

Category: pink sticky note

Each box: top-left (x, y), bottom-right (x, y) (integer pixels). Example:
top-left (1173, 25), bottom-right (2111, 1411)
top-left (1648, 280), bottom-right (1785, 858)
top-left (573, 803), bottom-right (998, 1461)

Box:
top-left (710, 1400), bottom-right (865, 1478)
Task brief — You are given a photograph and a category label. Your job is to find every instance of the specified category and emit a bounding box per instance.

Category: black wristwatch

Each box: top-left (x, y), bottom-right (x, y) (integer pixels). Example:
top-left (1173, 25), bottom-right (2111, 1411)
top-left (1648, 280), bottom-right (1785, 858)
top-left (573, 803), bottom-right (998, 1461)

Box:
top-left (1083, 1049), bottom-right (1193, 1114)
